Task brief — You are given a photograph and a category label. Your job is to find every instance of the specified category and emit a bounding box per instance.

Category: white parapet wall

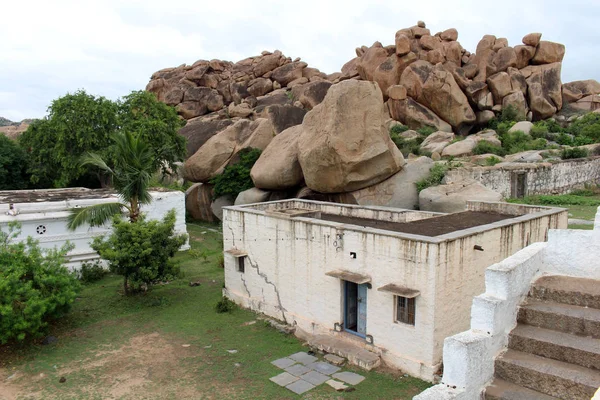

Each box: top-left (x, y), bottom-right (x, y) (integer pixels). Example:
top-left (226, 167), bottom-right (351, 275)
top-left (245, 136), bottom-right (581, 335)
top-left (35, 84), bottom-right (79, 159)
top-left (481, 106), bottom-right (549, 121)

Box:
top-left (0, 188), bottom-right (189, 269)
top-left (415, 207), bottom-right (600, 400)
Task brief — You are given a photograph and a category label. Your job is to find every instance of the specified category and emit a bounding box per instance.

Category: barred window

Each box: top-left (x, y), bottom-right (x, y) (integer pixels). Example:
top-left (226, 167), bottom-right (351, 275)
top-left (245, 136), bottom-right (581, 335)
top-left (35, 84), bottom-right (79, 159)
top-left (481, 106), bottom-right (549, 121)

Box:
top-left (395, 296), bottom-right (415, 325)
top-left (237, 257), bottom-right (245, 273)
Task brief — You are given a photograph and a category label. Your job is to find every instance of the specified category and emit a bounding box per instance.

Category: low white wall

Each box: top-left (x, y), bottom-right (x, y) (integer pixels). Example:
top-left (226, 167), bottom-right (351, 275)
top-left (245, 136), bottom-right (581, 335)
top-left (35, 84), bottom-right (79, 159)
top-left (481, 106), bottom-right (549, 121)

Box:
top-left (415, 207), bottom-right (600, 399)
top-left (0, 190), bottom-right (189, 268)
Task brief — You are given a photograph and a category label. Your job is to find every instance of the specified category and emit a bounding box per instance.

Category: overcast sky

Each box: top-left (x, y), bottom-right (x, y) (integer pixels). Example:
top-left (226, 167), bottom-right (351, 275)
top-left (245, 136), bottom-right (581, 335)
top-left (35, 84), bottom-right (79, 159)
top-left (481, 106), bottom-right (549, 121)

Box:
top-left (1, 0), bottom-right (599, 121)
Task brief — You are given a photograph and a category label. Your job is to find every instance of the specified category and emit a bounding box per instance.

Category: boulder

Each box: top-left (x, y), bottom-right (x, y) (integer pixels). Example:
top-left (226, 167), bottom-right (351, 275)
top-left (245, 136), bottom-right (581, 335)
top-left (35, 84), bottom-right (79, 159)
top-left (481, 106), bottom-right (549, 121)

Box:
top-left (508, 67), bottom-right (528, 96)
top-left (228, 102), bottom-right (253, 118)
top-left (291, 81), bottom-right (333, 109)
top-left (531, 41), bottom-right (565, 65)
top-left (388, 85), bottom-right (408, 100)
top-left (230, 81), bottom-right (250, 104)
top-left (470, 154), bottom-right (504, 165)
top-left (476, 110), bottom-right (495, 125)
top-left (185, 183), bottom-right (216, 222)
top-left (255, 90), bottom-right (292, 109)
top-left (441, 28), bottom-right (458, 41)
top-left (372, 53), bottom-right (418, 96)
top-left (523, 62), bottom-right (563, 120)
top-left (179, 118), bottom-right (234, 157)
top-left (348, 156), bottom-right (434, 209)
top-left (420, 35), bottom-right (442, 51)
top-left (444, 42), bottom-right (463, 65)
top-left (502, 91), bottom-right (528, 120)
top-left (401, 130), bottom-right (420, 140)
top-left (441, 130), bottom-right (500, 157)
top-left (421, 131), bottom-right (455, 154)
top-left (357, 43), bottom-right (389, 81)
top-left (287, 77), bottom-right (309, 88)
top-left (571, 94), bottom-right (600, 111)
top-left (234, 187), bottom-right (271, 205)
top-left (387, 97), bottom-right (453, 133)
top-left (395, 33), bottom-right (411, 56)
top-left (494, 47), bottom-right (517, 72)
top-left (183, 118), bottom-right (275, 182)
top-left (260, 104), bottom-right (306, 134)
top-left (419, 178), bottom-right (502, 213)
top-left (340, 57), bottom-right (360, 80)
top-left (504, 150), bottom-right (543, 163)
top-left (253, 53), bottom-right (282, 77)
top-left (522, 33), bottom-right (542, 47)
top-left (271, 62), bottom-right (307, 86)
top-left (514, 45), bottom-right (536, 69)
top-left (487, 72), bottom-right (512, 104)
top-left (251, 125), bottom-right (304, 190)
top-left (247, 78), bottom-right (273, 97)
top-left (298, 80), bottom-right (405, 193)
top-left (562, 80), bottom-right (600, 103)
top-left (211, 196), bottom-right (234, 221)
top-left (493, 38), bottom-right (508, 51)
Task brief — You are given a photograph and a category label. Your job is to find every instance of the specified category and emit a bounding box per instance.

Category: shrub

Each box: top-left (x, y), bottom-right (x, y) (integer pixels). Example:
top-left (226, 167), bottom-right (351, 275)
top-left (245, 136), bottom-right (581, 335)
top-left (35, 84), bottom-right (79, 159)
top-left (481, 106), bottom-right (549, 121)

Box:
top-left (390, 124), bottom-right (409, 135)
top-left (531, 119), bottom-right (565, 140)
top-left (567, 112), bottom-right (600, 141)
top-left (79, 260), bottom-right (108, 284)
top-left (215, 297), bottom-right (236, 313)
top-left (416, 126), bottom-right (436, 136)
top-left (0, 135), bottom-right (30, 190)
top-left (91, 210), bottom-right (187, 294)
top-left (560, 147), bottom-right (589, 160)
top-left (499, 104), bottom-right (523, 123)
top-left (500, 130), bottom-right (548, 154)
top-left (210, 148), bottom-right (262, 199)
top-left (473, 140), bottom-right (507, 156)
top-left (485, 156), bottom-right (503, 166)
top-left (416, 163), bottom-right (448, 193)
top-left (507, 194), bottom-right (600, 207)
top-left (0, 223), bottom-right (79, 343)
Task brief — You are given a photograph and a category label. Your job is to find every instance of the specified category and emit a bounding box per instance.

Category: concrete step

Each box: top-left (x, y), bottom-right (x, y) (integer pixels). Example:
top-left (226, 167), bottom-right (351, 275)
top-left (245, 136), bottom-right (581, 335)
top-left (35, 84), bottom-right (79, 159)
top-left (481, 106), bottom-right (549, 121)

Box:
top-left (307, 334), bottom-right (380, 371)
top-left (509, 324), bottom-right (600, 370)
top-left (518, 298), bottom-right (600, 339)
top-left (495, 349), bottom-right (600, 400)
top-left (531, 275), bottom-right (600, 309)
top-left (484, 377), bottom-right (559, 400)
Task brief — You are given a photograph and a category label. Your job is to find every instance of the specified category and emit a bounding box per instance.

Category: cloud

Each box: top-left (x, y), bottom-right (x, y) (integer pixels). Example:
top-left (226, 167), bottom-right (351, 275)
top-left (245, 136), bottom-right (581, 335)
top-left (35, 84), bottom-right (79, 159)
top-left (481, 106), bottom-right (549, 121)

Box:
top-left (1, 0), bottom-right (599, 120)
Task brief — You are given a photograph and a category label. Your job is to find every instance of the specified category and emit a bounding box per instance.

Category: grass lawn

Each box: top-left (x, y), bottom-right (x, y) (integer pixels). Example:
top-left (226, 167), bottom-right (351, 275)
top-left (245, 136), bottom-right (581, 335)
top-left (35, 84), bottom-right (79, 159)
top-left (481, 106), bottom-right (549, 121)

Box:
top-left (0, 222), bottom-right (430, 400)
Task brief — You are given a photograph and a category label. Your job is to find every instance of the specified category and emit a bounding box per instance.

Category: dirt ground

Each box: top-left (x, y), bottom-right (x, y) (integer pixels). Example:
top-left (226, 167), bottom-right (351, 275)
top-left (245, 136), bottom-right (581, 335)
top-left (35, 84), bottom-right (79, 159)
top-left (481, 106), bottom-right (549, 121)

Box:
top-left (0, 333), bottom-right (207, 400)
top-left (321, 211), bottom-right (514, 236)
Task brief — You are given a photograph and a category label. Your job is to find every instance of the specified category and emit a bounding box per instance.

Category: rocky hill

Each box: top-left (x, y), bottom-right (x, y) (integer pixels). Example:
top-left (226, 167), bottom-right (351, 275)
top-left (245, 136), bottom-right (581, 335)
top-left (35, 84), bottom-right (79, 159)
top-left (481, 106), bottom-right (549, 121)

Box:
top-left (146, 21), bottom-right (600, 221)
top-left (0, 117), bottom-right (30, 139)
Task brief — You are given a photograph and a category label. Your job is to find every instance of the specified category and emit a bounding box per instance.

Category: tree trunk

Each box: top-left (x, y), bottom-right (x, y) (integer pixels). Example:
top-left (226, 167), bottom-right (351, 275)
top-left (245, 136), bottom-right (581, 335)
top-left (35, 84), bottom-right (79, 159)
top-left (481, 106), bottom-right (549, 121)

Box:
top-left (123, 275), bottom-right (129, 295)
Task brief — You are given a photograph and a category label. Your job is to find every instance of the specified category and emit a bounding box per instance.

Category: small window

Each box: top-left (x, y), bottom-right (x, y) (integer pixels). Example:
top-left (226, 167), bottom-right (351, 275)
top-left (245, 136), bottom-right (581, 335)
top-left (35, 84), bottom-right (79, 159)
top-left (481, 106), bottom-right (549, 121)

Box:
top-left (237, 256), bottom-right (245, 273)
top-left (395, 296), bottom-right (415, 325)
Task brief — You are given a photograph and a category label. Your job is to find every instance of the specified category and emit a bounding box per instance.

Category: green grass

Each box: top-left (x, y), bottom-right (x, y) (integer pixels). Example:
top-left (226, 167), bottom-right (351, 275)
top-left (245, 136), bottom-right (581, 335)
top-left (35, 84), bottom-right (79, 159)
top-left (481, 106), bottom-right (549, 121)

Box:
top-left (0, 222), bottom-right (430, 399)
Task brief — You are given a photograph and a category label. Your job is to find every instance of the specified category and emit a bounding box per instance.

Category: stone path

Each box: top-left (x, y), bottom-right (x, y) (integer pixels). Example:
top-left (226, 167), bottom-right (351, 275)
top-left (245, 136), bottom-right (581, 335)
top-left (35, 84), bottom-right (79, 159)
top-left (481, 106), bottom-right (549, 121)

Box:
top-left (270, 351), bottom-right (365, 395)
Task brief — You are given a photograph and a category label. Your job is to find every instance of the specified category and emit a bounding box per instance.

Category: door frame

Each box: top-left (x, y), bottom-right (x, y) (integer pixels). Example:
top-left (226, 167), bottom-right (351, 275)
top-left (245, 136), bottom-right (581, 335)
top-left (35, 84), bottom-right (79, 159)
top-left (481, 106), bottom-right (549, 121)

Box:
top-left (343, 280), bottom-right (367, 338)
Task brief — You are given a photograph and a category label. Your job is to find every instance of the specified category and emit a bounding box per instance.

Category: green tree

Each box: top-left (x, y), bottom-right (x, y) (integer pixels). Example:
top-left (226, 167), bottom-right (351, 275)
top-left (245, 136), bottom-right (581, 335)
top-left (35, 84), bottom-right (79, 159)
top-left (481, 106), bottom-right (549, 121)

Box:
top-left (67, 131), bottom-right (155, 229)
top-left (0, 135), bottom-right (30, 189)
top-left (210, 148), bottom-right (262, 199)
top-left (117, 91), bottom-right (186, 176)
top-left (0, 223), bottom-right (80, 343)
top-left (19, 90), bottom-right (118, 187)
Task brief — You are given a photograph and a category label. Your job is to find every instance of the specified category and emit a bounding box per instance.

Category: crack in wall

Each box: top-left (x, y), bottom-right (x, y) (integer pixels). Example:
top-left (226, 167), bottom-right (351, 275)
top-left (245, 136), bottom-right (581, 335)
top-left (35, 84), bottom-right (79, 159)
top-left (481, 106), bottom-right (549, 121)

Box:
top-left (239, 273), bottom-right (251, 297)
top-left (246, 256), bottom-right (288, 324)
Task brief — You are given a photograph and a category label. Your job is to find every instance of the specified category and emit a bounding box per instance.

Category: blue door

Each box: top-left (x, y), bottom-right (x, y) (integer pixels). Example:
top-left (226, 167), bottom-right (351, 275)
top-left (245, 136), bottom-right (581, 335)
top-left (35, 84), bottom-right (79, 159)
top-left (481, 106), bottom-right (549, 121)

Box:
top-left (344, 281), bottom-right (367, 337)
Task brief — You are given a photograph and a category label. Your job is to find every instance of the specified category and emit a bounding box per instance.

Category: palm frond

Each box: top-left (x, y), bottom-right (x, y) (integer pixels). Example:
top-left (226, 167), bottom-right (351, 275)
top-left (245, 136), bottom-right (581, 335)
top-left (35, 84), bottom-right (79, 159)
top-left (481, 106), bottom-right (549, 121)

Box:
top-left (67, 202), bottom-right (125, 230)
top-left (80, 152), bottom-right (113, 175)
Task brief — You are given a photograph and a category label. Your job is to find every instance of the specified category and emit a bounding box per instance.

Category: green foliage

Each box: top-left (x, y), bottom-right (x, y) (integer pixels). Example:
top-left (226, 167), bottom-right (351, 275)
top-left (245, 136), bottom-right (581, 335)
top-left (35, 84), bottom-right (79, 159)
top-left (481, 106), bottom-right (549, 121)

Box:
top-left (499, 130), bottom-right (548, 154)
top-left (20, 90), bottom-right (118, 188)
top-left (215, 297), bottom-right (237, 313)
top-left (485, 156), bottom-right (503, 166)
top-left (530, 119), bottom-right (564, 140)
top-left (91, 210), bottom-right (187, 294)
top-left (560, 147), bottom-right (589, 160)
top-left (567, 113), bottom-right (600, 142)
top-left (19, 90), bottom-right (185, 189)
top-left (210, 148), bottom-right (262, 199)
top-left (390, 124), bottom-right (409, 135)
top-left (499, 104), bottom-right (524, 123)
top-left (507, 194), bottom-right (600, 207)
top-left (79, 260), bottom-right (108, 284)
top-left (0, 223), bottom-right (79, 343)
top-left (0, 135), bottom-right (30, 189)
top-left (473, 140), bottom-right (507, 156)
top-left (416, 163), bottom-right (448, 193)
top-left (416, 126), bottom-right (436, 136)
top-left (570, 188), bottom-right (596, 197)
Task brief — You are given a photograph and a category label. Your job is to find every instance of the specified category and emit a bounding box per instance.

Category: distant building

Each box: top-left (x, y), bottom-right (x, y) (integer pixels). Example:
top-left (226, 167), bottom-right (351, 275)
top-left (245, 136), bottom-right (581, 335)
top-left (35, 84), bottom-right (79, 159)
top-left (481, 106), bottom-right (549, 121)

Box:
top-left (0, 188), bottom-right (189, 268)
top-left (222, 199), bottom-right (566, 381)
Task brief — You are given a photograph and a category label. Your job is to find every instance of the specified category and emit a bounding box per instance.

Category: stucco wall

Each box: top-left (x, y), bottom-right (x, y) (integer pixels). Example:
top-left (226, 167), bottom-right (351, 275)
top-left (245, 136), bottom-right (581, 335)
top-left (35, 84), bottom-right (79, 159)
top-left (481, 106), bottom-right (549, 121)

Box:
top-left (222, 200), bottom-right (567, 382)
top-left (446, 157), bottom-right (600, 198)
top-left (0, 190), bottom-right (189, 268)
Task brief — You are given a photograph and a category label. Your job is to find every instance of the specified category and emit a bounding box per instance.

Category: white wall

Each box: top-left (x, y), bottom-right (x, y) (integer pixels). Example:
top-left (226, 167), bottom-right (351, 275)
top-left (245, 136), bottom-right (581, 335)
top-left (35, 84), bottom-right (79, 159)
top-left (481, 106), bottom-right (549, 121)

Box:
top-left (0, 190), bottom-right (189, 268)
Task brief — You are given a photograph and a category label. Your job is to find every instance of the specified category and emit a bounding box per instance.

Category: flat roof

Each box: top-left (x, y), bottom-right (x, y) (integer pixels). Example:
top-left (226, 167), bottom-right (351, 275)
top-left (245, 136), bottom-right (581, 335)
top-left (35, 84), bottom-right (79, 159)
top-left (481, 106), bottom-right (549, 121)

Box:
top-left (0, 187), bottom-right (176, 204)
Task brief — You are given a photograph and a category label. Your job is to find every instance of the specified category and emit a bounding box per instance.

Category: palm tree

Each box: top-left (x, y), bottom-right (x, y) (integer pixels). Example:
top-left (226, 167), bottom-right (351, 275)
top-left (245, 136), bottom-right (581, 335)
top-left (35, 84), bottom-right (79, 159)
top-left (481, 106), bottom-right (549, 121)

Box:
top-left (67, 132), bottom-right (154, 230)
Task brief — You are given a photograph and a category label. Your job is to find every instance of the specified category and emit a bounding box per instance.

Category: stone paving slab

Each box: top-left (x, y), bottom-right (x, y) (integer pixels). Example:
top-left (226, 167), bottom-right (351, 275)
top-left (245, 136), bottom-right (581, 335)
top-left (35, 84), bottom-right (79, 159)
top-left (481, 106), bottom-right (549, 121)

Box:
top-left (300, 370), bottom-right (330, 386)
top-left (332, 371), bottom-right (365, 385)
top-left (289, 351), bottom-right (318, 365)
top-left (271, 357), bottom-right (296, 369)
top-left (285, 379), bottom-right (315, 395)
top-left (285, 363), bottom-right (311, 377)
top-left (270, 372), bottom-right (299, 387)
top-left (306, 361), bottom-right (341, 375)
top-left (326, 379), bottom-right (348, 391)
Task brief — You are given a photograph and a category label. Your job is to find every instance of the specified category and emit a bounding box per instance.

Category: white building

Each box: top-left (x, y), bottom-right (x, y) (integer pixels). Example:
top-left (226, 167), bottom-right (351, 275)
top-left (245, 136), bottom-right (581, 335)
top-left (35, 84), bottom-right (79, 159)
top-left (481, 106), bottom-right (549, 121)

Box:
top-left (222, 199), bottom-right (567, 381)
top-left (0, 188), bottom-right (189, 268)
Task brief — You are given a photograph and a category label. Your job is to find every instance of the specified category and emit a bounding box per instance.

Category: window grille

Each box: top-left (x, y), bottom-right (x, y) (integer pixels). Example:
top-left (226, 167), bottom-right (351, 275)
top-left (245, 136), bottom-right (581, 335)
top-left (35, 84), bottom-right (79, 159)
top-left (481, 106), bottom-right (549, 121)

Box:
top-left (395, 296), bottom-right (415, 325)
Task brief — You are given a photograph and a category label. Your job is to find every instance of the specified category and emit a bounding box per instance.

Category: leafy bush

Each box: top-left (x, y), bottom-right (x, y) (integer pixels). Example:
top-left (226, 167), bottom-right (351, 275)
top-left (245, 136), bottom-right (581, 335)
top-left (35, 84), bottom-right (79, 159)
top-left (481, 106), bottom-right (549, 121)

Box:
top-left (210, 148), bottom-right (262, 199)
top-left (91, 210), bottom-right (187, 294)
top-left (561, 147), bottom-right (589, 160)
top-left (390, 124), bottom-right (409, 135)
top-left (215, 297), bottom-right (236, 313)
top-left (499, 130), bottom-right (548, 154)
top-left (0, 135), bottom-right (30, 190)
top-left (485, 156), bottom-right (503, 166)
top-left (416, 163), bottom-right (448, 193)
top-left (499, 104), bottom-right (524, 123)
top-left (567, 113), bottom-right (600, 142)
top-left (507, 194), bottom-right (600, 207)
top-left (473, 140), bottom-right (507, 156)
top-left (416, 126), bottom-right (436, 136)
top-left (0, 223), bottom-right (80, 343)
top-left (79, 260), bottom-right (108, 284)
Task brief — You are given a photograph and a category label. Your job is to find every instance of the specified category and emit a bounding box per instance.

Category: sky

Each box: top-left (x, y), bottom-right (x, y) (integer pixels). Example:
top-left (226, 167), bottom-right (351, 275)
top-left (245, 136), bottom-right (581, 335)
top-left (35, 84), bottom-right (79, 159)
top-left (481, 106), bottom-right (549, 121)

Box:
top-left (1, 0), bottom-right (599, 121)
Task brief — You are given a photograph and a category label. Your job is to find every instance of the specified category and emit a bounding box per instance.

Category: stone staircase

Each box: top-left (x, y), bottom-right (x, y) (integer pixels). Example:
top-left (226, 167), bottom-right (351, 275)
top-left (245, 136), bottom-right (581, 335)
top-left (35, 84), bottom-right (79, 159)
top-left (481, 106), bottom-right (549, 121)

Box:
top-left (484, 275), bottom-right (600, 400)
